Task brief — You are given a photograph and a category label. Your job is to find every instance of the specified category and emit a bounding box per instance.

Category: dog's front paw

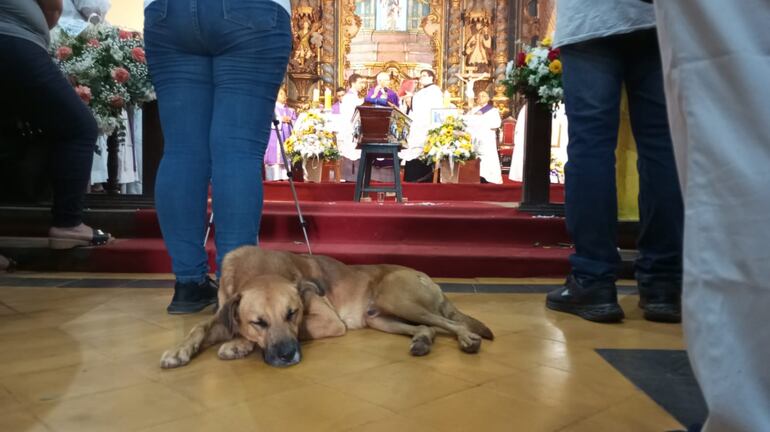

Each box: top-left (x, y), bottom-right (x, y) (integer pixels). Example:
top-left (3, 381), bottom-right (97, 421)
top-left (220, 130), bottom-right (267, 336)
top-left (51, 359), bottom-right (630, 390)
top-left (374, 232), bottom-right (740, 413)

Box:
top-left (409, 335), bottom-right (432, 356)
top-left (458, 332), bottom-right (482, 354)
top-left (217, 340), bottom-right (254, 360)
top-left (160, 345), bottom-right (197, 369)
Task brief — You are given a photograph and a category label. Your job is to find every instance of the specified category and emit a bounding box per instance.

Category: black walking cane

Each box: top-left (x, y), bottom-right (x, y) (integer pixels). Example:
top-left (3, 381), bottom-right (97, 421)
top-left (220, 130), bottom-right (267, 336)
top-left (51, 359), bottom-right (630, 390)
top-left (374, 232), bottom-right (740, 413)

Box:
top-left (273, 116), bottom-right (312, 255)
top-left (203, 118), bottom-right (311, 255)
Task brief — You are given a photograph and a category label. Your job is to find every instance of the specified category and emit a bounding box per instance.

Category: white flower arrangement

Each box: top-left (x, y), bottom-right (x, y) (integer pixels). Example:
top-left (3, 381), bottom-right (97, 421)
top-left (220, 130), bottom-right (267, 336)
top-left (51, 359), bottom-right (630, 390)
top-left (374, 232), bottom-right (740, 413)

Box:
top-left (284, 110), bottom-right (340, 164)
top-left (503, 36), bottom-right (563, 109)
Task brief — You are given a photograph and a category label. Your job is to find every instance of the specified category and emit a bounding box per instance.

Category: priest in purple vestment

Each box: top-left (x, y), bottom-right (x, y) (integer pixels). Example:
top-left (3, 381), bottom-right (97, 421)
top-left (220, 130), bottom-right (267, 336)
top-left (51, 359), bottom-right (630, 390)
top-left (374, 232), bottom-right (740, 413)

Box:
top-left (264, 88), bottom-right (296, 181)
top-left (364, 72), bottom-right (400, 107)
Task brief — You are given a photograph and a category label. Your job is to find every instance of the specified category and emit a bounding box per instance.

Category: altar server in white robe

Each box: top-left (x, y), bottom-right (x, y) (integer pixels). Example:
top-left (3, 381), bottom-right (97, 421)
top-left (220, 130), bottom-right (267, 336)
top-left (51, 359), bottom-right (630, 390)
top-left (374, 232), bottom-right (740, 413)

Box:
top-left (465, 91), bottom-right (502, 184)
top-left (402, 69), bottom-right (443, 182)
top-left (653, 2), bottom-right (770, 431)
top-left (338, 73), bottom-right (366, 181)
top-left (509, 102), bottom-right (568, 182)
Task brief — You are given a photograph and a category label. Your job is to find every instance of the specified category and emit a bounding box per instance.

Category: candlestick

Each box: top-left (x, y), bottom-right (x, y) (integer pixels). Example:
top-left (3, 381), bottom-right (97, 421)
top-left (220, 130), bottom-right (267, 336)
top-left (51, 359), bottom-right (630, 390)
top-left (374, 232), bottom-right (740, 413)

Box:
top-left (324, 87), bottom-right (332, 111)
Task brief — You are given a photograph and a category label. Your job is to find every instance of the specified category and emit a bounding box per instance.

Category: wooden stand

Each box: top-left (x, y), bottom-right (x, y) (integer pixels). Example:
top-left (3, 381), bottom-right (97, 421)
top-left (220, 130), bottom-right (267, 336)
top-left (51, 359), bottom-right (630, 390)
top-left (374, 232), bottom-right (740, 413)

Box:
top-left (352, 105), bottom-right (410, 202)
top-left (519, 99), bottom-right (564, 216)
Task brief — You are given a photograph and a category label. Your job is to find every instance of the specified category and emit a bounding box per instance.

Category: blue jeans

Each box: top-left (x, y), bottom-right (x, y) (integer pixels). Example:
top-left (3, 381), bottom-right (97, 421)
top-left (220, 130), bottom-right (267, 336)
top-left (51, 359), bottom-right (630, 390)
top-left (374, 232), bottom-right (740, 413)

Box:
top-left (144, 0), bottom-right (291, 282)
top-left (561, 30), bottom-right (683, 286)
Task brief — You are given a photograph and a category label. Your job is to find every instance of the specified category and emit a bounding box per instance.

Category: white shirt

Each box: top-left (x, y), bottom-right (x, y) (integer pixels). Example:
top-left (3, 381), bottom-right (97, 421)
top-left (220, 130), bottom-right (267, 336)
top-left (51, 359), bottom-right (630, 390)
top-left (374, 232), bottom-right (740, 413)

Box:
top-left (402, 83), bottom-right (444, 161)
top-left (144, 0), bottom-right (291, 16)
top-left (553, 0), bottom-right (655, 48)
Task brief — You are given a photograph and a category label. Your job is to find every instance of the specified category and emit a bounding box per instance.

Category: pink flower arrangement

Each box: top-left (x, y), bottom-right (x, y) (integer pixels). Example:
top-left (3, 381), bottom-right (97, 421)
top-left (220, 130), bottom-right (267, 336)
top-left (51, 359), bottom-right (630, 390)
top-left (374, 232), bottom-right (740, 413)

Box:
top-left (56, 46), bottom-right (73, 60)
top-left (109, 95), bottom-right (125, 108)
top-left (111, 67), bottom-right (130, 83)
top-left (49, 23), bottom-right (155, 134)
top-left (75, 85), bottom-right (92, 104)
top-left (131, 47), bottom-right (146, 63)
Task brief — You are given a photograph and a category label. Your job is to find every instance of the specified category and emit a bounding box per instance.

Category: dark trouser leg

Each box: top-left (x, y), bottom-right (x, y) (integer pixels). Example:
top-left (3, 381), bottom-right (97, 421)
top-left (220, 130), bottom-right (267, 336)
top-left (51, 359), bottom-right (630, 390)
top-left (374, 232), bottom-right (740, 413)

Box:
top-left (0, 36), bottom-right (97, 227)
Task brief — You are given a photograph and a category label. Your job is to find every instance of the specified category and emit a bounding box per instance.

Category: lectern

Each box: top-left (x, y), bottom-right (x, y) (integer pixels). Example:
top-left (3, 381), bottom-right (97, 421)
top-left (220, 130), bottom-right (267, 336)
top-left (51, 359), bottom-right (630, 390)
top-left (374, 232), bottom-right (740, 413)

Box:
top-left (352, 105), bottom-right (411, 202)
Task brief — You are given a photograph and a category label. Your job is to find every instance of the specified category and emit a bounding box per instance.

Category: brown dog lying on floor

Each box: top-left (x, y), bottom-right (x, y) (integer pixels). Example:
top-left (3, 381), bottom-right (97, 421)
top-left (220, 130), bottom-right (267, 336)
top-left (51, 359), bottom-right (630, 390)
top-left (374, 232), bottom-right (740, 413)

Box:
top-left (160, 246), bottom-right (493, 368)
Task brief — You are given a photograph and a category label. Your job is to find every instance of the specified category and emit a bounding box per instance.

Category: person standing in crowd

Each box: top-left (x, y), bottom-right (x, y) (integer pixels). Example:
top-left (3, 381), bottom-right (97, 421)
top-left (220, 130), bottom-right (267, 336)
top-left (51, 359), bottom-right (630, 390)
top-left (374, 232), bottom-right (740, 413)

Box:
top-left (365, 71), bottom-right (399, 107)
top-left (466, 91), bottom-right (502, 184)
top-left (652, 1), bottom-right (770, 430)
top-left (61, 0), bottom-right (110, 24)
top-left (0, 0), bottom-right (113, 249)
top-left (264, 87), bottom-right (295, 181)
top-left (331, 86), bottom-right (346, 114)
top-left (397, 79), bottom-right (416, 115)
top-left (545, 0), bottom-right (683, 323)
top-left (338, 73), bottom-right (367, 181)
top-left (144, 0), bottom-right (292, 314)
top-left (402, 69), bottom-right (443, 182)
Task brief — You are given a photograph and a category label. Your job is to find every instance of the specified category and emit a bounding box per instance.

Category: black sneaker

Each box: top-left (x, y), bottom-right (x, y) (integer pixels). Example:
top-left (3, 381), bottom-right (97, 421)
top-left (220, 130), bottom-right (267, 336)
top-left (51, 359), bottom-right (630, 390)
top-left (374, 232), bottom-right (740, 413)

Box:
top-left (167, 276), bottom-right (219, 315)
top-left (638, 279), bottom-right (681, 323)
top-left (546, 275), bottom-right (625, 323)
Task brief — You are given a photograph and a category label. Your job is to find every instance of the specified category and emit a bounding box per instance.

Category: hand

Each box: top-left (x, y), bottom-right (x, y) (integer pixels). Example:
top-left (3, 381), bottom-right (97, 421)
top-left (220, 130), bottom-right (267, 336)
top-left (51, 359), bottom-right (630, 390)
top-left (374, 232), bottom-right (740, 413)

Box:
top-left (37, 0), bottom-right (63, 29)
top-left (282, 115), bottom-right (292, 123)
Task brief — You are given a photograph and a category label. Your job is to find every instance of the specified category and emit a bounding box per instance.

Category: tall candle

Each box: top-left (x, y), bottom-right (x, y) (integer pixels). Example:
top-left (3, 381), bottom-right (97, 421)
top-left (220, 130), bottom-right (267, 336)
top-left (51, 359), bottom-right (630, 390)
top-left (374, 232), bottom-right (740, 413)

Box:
top-left (312, 88), bottom-right (320, 103)
top-left (443, 90), bottom-right (452, 108)
top-left (324, 87), bottom-right (332, 111)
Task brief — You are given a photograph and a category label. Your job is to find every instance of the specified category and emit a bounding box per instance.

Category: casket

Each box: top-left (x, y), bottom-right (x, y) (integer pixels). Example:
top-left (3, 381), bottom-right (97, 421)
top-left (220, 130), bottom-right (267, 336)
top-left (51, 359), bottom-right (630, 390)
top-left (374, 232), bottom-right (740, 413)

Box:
top-left (352, 105), bottom-right (411, 149)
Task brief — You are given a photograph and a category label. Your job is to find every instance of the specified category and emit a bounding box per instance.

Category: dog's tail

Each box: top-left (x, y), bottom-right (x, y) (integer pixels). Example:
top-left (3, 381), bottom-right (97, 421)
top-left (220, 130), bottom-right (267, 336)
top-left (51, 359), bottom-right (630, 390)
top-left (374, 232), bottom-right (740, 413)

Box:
top-left (439, 294), bottom-right (494, 340)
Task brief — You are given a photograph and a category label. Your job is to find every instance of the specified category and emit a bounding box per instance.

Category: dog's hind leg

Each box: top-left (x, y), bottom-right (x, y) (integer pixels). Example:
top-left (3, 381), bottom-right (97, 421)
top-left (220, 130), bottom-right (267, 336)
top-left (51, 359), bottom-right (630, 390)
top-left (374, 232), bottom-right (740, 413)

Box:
top-left (160, 317), bottom-right (231, 369)
top-left (365, 315), bottom-right (436, 356)
top-left (384, 305), bottom-right (482, 354)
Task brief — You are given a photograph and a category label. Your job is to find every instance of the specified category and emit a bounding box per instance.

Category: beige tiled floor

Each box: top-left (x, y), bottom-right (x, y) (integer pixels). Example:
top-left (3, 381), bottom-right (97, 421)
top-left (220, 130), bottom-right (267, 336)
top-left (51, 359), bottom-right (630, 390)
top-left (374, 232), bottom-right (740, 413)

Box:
top-left (0, 275), bottom-right (685, 432)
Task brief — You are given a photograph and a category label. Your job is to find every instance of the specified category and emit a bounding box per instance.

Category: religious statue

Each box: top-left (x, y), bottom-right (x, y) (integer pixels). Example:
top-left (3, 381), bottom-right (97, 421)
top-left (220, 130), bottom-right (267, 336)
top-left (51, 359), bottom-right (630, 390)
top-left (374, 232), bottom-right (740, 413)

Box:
top-left (464, 21), bottom-right (492, 73)
top-left (290, 0), bottom-right (323, 74)
top-left (293, 17), bottom-right (321, 68)
top-left (379, 0), bottom-right (402, 31)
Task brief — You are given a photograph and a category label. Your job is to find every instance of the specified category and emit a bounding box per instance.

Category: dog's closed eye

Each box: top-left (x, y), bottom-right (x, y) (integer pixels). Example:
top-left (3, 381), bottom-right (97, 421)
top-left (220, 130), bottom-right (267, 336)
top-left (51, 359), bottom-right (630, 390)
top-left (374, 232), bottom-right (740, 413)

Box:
top-left (286, 308), bottom-right (298, 321)
top-left (251, 318), bottom-right (269, 329)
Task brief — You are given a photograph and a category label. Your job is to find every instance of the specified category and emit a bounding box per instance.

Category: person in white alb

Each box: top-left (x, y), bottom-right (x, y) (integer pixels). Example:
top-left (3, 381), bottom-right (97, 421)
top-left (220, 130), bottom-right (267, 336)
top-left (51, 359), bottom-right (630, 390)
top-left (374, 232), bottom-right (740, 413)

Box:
top-left (402, 69), bottom-right (443, 182)
top-left (465, 91), bottom-right (502, 184)
top-left (338, 73), bottom-right (367, 181)
top-left (508, 103), bottom-right (568, 182)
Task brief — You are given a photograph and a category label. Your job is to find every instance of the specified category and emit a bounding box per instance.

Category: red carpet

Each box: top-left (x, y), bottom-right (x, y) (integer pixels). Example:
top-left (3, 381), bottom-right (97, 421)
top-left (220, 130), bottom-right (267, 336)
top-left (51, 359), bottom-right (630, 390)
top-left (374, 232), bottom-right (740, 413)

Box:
top-left (263, 181), bottom-right (565, 203)
top-left (0, 183), bottom-right (572, 277)
top-left (86, 200), bottom-right (572, 278)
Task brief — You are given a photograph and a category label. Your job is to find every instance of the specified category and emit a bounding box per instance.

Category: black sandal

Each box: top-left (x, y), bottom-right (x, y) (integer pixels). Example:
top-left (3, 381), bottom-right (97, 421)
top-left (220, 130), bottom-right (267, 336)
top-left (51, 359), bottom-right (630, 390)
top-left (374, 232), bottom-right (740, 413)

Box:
top-left (49, 228), bottom-right (114, 250)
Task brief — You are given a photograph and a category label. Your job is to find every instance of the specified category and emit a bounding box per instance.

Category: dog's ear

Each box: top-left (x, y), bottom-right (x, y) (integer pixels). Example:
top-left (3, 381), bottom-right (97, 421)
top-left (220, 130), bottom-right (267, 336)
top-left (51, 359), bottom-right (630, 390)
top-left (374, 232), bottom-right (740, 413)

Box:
top-left (296, 278), bottom-right (326, 298)
top-left (217, 293), bottom-right (242, 336)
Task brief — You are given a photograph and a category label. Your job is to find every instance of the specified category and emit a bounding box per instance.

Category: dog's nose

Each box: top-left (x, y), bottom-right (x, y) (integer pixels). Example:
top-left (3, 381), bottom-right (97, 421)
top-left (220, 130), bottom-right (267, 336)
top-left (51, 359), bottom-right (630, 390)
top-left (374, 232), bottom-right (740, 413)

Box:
top-left (278, 344), bottom-right (297, 362)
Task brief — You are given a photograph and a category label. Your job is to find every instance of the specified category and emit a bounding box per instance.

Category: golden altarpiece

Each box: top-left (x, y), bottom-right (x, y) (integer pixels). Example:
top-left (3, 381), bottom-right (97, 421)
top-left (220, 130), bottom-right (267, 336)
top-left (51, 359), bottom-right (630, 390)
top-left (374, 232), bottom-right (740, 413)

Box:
top-left (285, 0), bottom-right (555, 118)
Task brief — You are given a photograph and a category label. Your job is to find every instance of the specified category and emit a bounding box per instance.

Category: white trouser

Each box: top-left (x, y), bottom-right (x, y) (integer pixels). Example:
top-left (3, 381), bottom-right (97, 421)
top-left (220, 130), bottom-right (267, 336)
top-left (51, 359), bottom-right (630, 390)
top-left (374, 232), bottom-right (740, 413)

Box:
top-left (654, 2), bottom-right (770, 430)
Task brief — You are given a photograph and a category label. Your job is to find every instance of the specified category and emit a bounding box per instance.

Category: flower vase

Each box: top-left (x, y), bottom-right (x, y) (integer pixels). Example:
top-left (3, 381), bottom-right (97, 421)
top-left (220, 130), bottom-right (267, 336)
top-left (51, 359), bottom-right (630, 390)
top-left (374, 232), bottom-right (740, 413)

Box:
top-left (302, 157), bottom-right (323, 183)
top-left (321, 160), bottom-right (340, 183)
top-left (439, 159), bottom-right (460, 184)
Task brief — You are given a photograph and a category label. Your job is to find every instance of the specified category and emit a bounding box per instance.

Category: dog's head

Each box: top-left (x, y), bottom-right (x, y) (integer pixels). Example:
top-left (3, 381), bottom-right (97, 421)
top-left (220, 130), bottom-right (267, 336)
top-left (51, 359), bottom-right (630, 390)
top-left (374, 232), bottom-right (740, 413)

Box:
top-left (217, 275), bottom-right (322, 367)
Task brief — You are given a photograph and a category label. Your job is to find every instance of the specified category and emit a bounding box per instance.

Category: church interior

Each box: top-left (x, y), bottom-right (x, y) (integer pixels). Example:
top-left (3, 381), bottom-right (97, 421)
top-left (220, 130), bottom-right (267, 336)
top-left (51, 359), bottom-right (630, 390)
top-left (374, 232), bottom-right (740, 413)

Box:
top-left (0, 1), bottom-right (710, 431)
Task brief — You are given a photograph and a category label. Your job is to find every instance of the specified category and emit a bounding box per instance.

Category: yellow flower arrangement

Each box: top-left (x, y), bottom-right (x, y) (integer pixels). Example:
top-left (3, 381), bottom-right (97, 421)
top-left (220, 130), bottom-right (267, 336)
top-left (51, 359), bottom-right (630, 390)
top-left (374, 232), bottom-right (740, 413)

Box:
top-left (420, 116), bottom-right (477, 165)
top-left (549, 59), bottom-right (562, 74)
top-left (285, 109), bottom-right (340, 165)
